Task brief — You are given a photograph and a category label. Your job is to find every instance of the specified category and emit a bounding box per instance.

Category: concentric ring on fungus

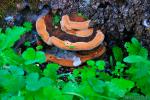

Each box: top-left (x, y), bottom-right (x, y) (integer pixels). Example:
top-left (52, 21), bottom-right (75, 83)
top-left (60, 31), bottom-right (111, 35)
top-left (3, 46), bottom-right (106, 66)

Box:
top-left (60, 15), bottom-right (94, 37)
top-left (36, 14), bottom-right (105, 50)
top-left (36, 12), bottom-right (106, 67)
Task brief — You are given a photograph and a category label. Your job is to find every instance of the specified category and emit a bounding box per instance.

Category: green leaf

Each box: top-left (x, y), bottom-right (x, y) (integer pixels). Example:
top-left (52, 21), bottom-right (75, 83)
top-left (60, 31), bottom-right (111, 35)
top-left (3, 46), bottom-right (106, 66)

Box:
top-left (22, 64), bottom-right (42, 74)
top-left (0, 25), bottom-right (29, 50)
top-left (106, 78), bottom-right (134, 97)
top-left (26, 73), bottom-right (40, 91)
top-left (88, 78), bottom-right (105, 93)
top-left (95, 60), bottom-right (105, 70)
top-left (24, 41), bottom-right (31, 47)
top-left (87, 60), bottom-right (95, 67)
top-left (22, 48), bottom-right (46, 64)
top-left (39, 77), bottom-right (53, 86)
top-left (0, 70), bottom-right (10, 86)
top-left (109, 56), bottom-right (114, 66)
top-left (69, 45), bottom-right (75, 49)
top-left (62, 81), bottom-right (79, 93)
top-left (125, 37), bottom-right (148, 58)
top-left (0, 34), bottom-right (6, 49)
top-left (22, 48), bottom-right (35, 60)
top-left (2, 48), bottom-right (25, 66)
top-left (35, 51), bottom-right (46, 63)
top-left (10, 96), bottom-right (24, 100)
top-left (112, 46), bottom-right (123, 62)
top-left (77, 13), bottom-right (82, 16)
top-left (43, 86), bottom-right (61, 96)
top-left (0, 69), bottom-right (9, 76)
top-left (73, 69), bottom-right (80, 77)
top-left (112, 62), bottom-right (126, 76)
top-left (78, 81), bottom-right (96, 98)
top-left (136, 76), bottom-right (150, 96)
top-left (138, 48), bottom-right (148, 59)
top-left (80, 66), bottom-right (96, 81)
top-left (43, 63), bottom-right (59, 81)
top-left (123, 93), bottom-right (150, 100)
top-left (125, 60), bottom-right (150, 95)
top-left (52, 14), bottom-right (61, 26)
top-left (0, 26), bottom-right (26, 50)
top-left (111, 78), bottom-right (134, 91)
top-left (123, 55), bottom-right (145, 63)
top-left (43, 86), bottom-right (73, 100)
top-left (131, 37), bottom-right (141, 47)
top-left (124, 38), bottom-right (150, 96)
top-left (99, 72), bottom-right (112, 81)
top-left (26, 73), bottom-right (51, 91)
top-left (8, 66), bottom-right (24, 76)
top-left (0, 68), bottom-right (25, 93)
top-left (77, 12), bottom-right (88, 19)
top-left (36, 45), bottom-right (43, 50)
top-left (0, 28), bottom-right (2, 33)
top-left (23, 22), bottom-right (32, 32)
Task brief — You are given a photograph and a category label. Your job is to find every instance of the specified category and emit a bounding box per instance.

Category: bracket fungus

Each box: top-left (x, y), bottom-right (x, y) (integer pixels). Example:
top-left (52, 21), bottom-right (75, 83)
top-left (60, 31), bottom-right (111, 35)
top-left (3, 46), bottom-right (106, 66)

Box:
top-left (36, 11), bottom-right (105, 67)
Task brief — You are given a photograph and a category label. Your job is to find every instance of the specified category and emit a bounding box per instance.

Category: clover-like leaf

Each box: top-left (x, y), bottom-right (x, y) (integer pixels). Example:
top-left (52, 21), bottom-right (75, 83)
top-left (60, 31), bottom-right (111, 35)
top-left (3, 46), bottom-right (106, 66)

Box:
top-left (35, 51), bottom-right (46, 63)
top-left (87, 60), bottom-right (95, 67)
top-left (43, 63), bottom-right (59, 81)
top-left (9, 66), bottom-right (24, 76)
top-left (22, 48), bottom-right (35, 60)
top-left (22, 48), bottom-right (46, 64)
top-left (96, 60), bottom-right (105, 70)
top-left (26, 73), bottom-right (51, 91)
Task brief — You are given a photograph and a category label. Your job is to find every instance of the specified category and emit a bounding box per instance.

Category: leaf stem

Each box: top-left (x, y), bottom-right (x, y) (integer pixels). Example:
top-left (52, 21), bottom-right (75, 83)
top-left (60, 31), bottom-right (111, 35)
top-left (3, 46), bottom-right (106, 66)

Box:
top-left (63, 92), bottom-right (85, 100)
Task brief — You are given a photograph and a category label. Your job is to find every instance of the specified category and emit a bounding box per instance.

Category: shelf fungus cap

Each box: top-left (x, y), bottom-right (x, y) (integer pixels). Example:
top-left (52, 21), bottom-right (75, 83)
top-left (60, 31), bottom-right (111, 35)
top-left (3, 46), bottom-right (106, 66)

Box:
top-left (36, 15), bottom-right (104, 51)
top-left (61, 15), bottom-right (91, 30)
top-left (50, 30), bottom-right (104, 51)
top-left (36, 12), bottom-right (106, 67)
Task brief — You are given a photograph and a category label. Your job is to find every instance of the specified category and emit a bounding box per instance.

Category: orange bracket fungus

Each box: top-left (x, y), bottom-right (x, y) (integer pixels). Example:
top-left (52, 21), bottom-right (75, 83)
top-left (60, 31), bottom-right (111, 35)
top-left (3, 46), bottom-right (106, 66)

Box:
top-left (36, 11), bottom-right (106, 67)
top-left (60, 15), bottom-right (90, 30)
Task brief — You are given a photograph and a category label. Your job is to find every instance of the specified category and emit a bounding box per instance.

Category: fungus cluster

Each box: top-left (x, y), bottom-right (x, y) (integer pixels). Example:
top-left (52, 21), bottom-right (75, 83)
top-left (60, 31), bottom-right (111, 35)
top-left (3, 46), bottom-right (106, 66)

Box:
top-left (36, 12), bottom-right (105, 67)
